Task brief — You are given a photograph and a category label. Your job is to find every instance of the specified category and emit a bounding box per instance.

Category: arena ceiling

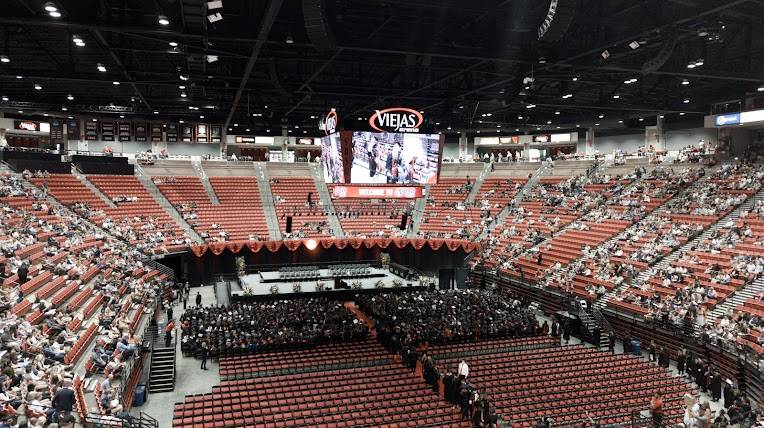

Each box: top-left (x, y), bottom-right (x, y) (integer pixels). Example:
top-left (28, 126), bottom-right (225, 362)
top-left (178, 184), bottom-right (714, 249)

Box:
top-left (1, 0), bottom-right (764, 136)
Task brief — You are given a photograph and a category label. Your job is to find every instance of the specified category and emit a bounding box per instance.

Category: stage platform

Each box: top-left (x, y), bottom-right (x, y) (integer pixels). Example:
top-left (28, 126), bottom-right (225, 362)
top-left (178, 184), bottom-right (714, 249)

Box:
top-left (231, 267), bottom-right (419, 299)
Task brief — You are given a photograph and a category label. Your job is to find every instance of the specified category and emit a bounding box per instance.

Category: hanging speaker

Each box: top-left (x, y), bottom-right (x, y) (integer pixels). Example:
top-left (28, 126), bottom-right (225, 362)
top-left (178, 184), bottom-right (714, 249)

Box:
top-left (399, 214), bottom-right (409, 230)
top-left (303, 0), bottom-right (336, 52)
top-left (286, 216), bottom-right (293, 233)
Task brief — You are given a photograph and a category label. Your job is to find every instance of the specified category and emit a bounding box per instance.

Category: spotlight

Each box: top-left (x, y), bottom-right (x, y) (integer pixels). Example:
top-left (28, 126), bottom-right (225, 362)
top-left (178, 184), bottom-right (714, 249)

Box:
top-left (618, 120), bottom-right (623, 123)
top-left (179, 120), bottom-right (185, 124)
top-left (555, 111), bottom-right (560, 115)
top-left (517, 115), bottom-right (523, 120)
top-left (179, 85), bottom-right (186, 89)
top-left (595, 123), bottom-right (600, 126)
top-left (207, 13), bottom-right (223, 23)
top-left (97, 63), bottom-right (107, 72)
top-left (119, 115), bottom-right (125, 119)
top-left (15, 75), bottom-right (22, 79)
top-left (695, 59), bottom-right (704, 66)
top-left (0, 56), bottom-right (9, 63)
top-left (546, 120), bottom-right (552, 124)
top-left (538, 56), bottom-right (547, 64)
top-left (207, 1), bottom-right (223, 9)
top-left (158, 15), bottom-right (170, 26)
top-left (687, 63), bottom-right (696, 69)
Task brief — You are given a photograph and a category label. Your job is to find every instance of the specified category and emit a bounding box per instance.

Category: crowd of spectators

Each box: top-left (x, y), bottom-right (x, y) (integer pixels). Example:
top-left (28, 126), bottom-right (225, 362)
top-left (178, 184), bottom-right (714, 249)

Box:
top-left (0, 172), bottom-right (170, 425)
top-left (179, 299), bottom-right (368, 358)
top-left (355, 289), bottom-right (540, 352)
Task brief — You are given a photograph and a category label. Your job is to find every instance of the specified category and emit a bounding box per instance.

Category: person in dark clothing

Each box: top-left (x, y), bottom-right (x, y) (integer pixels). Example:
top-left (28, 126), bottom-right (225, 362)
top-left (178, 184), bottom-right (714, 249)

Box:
top-left (608, 332), bottom-right (616, 354)
top-left (17, 263), bottom-right (28, 285)
top-left (195, 292), bottom-right (202, 307)
top-left (676, 347), bottom-right (686, 375)
top-left (658, 346), bottom-right (669, 368)
top-left (167, 306), bottom-right (173, 323)
top-left (711, 372), bottom-right (722, 402)
top-left (723, 381), bottom-right (736, 409)
top-left (459, 384), bottom-right (471, 420)
top-left (165, 320), bottom-right (174, 348)
top-left (182, 292), bottom-right (188, 310)
top-left (200, 342), bottom-right (208, 370)
top-left (51, 381), bottom-right (76, 423)
top-left (537, 253), bottom-right (543, 266)
top-left (561, 319), bottom-right (570, 344)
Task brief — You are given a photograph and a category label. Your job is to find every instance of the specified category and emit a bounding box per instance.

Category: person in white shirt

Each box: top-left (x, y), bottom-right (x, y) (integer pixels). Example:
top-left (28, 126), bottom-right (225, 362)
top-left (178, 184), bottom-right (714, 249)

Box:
top-left (457, 359), bottom-right (469, 380)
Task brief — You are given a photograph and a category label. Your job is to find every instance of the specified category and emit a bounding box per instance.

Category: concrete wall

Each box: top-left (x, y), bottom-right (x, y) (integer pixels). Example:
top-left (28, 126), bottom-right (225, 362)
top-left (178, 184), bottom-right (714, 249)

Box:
top-left (592, 127), bottom-right (718, 154)
top-left (67, 139), bottom-right (222, 157)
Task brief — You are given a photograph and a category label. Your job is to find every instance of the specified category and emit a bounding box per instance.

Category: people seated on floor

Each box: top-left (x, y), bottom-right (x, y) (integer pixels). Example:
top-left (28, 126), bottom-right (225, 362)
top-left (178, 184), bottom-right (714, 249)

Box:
top-left (180, 298), bottom-right (368, 357)
top-left (356, 289), bottom-right (539, 352)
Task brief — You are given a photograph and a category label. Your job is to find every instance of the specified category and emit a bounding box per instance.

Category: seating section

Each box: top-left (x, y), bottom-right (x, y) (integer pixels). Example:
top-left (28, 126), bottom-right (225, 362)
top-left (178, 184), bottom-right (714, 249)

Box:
top-left (329, 185), bottom-right (411, 237)
top-left (436, 343), bottom-right (692, 427)
top-left (205, 176), bottom-right (270, 241)
top-left (270, 178), bottom-right (330, 238)
top-left (173, 363), bottom-right (469, 428)
top-left (418, 178), bottom-right (485, 239)
top-left (218, 339), bottom-right (390, 380)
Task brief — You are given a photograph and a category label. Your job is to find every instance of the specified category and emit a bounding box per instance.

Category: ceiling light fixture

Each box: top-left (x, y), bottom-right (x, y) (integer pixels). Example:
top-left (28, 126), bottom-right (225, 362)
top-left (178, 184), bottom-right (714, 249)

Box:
top-left (180, 93), bottom-right (187, 98)
top-left (0, 96), bottom-right (7, 101)
top-left (208, 13), bottom-right (223, 23)
top-left (207, 1), bottom-right (223, 9)
top-left (285, 35), bottom-right (294, 44)
top-left (612, 94), bottom-right (620, 99)
top-left (0, 56), bottom-right (10, 63)
top-left (562, 93), bottom-right (573, 99)
top-left (598, 114), bottom-right (604, 119)
top-left (61, 107), bottom-right (67, 111)
top-left (112, 81), bottom-right (120, 85)
top-left (16, 75), bottom-right (22, 79)
top-left (526, 104), bottom-right (536, 109)
top-left (153, 111), bottom-right (159, 114)
top-left (639, 118), bottom-right (645, 122)
top-left (757, 86), bottom-right (764, 92)
top-left (169, 42), bottom-right (178, 47)
top-left (34, 83), bottom-right (42, 90)
top-left (200, 115), bottom-right (205, 119)
top-left (555, 111), bottom-right (560, 115)
top-left (158, 15), bottom-right (170, 26)
top-left (44, 3), bottom-right (57, 12)
top-left (179, 120), bottom-right (185, 124)
top-left (679, 112), bottom-right (685, 116)
top-left (97, 63), bottom-right (107, 72)
top-left (628, 41), bottom-right (640, 50)
top-left (572, 76), bottom-right (578, 82)
top-left (682, 79), bottom-right (690, 85)
top-left (49, 10), bottom-right (62, 18)
top-left (683, 98), bottom-right (690, 103)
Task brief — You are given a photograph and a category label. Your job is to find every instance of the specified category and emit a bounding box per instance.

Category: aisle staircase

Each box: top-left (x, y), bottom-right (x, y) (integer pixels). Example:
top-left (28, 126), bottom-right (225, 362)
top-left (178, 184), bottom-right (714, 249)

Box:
top-left (464, 162), bottom-right (492, 204)
top-left (705, 186), bottom-right (764, 324)
top-left (594, 167), bottom-right (756, 311)
top-left (309, 162), bottom-right (344, 237)
top-left (147, 322), bottom-right (176, 393)
top-left (253, 162), bottom-right (282, 240)
top-left (483, 164), bottom-right (548, 236)
top-left (408, 185), bottom-right (430, 237)
top-left (73, 167), bottom-right (116, 208)
top-left (136, 175), bottom-right (203, 243)
top-left (193, 161), bottom-right (220, 204)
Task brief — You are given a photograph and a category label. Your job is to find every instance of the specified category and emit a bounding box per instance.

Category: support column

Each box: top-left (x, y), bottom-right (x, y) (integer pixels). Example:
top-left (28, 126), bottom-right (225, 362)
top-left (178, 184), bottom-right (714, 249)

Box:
top-left (458, 132), bottom-right (467, 161)
top-left (585, 128), bottom-right (596, 156)
top-left (654, 115), bottom-right (665, 152)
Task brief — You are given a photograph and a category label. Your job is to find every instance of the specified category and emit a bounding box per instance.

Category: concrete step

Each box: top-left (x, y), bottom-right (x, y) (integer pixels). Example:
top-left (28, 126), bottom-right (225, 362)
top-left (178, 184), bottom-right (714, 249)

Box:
top-left (309, 162), bottom-right (343, 237)
top-left (254, 162), bottom-right (282, 240)
top-left (136, 175), bottom-right (203, 243)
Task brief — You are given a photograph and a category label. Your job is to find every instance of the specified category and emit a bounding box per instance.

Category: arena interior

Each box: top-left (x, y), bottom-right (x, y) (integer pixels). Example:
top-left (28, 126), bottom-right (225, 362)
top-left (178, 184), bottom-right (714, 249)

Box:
top-left (3, 1), bottom-right (764, 427)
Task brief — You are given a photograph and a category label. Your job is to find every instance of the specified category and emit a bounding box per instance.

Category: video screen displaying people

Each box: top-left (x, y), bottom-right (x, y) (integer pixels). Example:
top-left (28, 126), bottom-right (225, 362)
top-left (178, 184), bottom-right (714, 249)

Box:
top-left (321, 134), bottom-right (344, 183)
top-left (351, 132), bottom-right (441, 184)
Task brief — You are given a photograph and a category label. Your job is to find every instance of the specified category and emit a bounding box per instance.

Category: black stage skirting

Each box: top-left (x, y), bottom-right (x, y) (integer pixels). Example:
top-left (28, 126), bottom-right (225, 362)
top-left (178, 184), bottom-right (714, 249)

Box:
top-left (260, 272), bottom-right (386, 284)
top-left (77, 161), bottom-right (134, 175)
top-left (71, 154), bottom-right (128, 164)
top-left (231, 284), bottom-right (425, 302)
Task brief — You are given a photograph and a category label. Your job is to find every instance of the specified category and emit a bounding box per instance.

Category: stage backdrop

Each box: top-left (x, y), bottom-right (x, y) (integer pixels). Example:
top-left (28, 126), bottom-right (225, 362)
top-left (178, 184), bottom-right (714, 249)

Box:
top-left (164, 238), bottom-right (478, 285)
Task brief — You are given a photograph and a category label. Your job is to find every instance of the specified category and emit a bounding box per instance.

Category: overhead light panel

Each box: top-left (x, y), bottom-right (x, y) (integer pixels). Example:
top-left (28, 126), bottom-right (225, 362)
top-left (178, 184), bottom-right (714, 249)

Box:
top-left (562, 93), bottom-right (573, 99)
top-left (207, 0), bottom-right (223, 9)
top-left (758, 86), bottom-right (764, 92)
top-left (180, 93), bottom-right (187, 98)
top-left (97, 63), bottom-right (107, 72)
top-left (612, 94), bottom-right (620, 99)
top-left (169, 41), bottom-right (178, 47)
top-left (112, 81), bottom-right (120, 85)
top-left (679, 112), bottom-right (685, 116)
top-left (34, 83), bottom-right (42, 90)
top-left (1, 96), bottom-right (7, 101)
top-left (44, 2), bottom-right (58, 12)
top-left (682, 79), bottom-right (690, 85)
top-left (598, 114), bottom-right (604, 119)
top-left (683, 98), bottom-right (690, 103)
top-left (72, 35), bottom-right (85, 46)
top-left (208, 13), bottom-right (223, 23)
top-left (158, 15), bottom-right (170, 26)
top-left (206, 55), bottom-right (218, 63)
top-left (61, 106), bottom-right (67, 111)
top-left (0, 56), bottom-right (10, 63)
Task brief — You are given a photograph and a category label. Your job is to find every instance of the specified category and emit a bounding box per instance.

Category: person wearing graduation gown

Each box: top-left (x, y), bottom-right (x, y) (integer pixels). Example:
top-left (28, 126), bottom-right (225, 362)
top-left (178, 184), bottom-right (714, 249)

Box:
top-left (562, 319), bottom-right (571, 344)
top-left (723, 381), bottom-right (736, 409)
top-left (695, 361), bottom-right (707, 392)
top-left (550, 319), bottom-right (559, 337)
top-left (658, 346), bottom-right (670, 368)
top-left (710, 372), bottom-right (722, 402)
top-left (676, 346), bottom-right (686, 375)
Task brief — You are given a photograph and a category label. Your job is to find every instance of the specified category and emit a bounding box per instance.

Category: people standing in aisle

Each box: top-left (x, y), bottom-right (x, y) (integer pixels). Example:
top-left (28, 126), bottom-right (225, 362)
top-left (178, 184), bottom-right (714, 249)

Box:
top-left (165, 319), bottom-right (175, 348)
top-left (183, 291), bottom-right (188, 310)
top-left (196, 291), bottom-right (202, 307)
top-left (608, 332), bottom-right (616, 354)
top-left (200, 342), bottom-right (208, 370)
top-left (677, 346), bottom-right (686, 375)
top-left (457, 359), bottom-right (469, 381)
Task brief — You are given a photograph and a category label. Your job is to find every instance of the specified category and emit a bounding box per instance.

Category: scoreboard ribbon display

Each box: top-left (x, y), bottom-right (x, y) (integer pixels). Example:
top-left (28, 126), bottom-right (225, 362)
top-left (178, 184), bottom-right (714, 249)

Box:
top-left (331, 185), bottom-right (423, 199)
